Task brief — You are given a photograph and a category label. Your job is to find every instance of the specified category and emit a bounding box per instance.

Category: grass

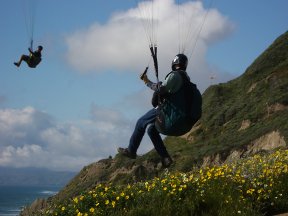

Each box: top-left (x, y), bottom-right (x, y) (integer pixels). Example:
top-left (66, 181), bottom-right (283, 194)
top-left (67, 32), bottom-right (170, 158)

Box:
top-left (40, 149), bottom-right (288, 216)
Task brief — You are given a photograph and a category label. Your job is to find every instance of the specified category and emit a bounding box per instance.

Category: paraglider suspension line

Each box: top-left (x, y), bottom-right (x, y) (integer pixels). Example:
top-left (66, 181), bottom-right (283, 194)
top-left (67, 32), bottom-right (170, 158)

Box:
top-left (30, 39), bottom-right (33, 50)
top-left (149, 45), bottom-right (161, 106)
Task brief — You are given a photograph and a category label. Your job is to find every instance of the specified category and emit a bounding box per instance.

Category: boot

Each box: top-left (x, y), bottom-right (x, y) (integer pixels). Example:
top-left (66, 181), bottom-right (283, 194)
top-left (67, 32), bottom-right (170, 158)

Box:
top-left (161, 156), bottom-right (173, 168)
top-left (118, 147), bottom-right (137, 159)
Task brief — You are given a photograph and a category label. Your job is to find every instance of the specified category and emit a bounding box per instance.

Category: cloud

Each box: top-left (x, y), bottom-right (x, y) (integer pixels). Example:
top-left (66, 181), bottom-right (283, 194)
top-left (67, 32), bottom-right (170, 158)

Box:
top-left (0, 107), bottom-right (53, 147)
top-left (0, 105), bottom-right (154, 171)
top-left (0, 106), bottom-right (148, 171)
top-left (65, 0), bottom-right (234, 91)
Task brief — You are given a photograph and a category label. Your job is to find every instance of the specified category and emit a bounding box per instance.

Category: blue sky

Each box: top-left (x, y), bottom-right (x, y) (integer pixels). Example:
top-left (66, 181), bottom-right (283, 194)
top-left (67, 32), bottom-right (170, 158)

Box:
top-left (0, 0), bottom-right (287, 171)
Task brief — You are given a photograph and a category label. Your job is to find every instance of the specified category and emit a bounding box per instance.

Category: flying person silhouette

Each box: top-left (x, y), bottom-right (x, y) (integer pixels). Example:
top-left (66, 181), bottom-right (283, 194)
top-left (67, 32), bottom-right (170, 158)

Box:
top-left (14, 45), bottom-right (43, 68)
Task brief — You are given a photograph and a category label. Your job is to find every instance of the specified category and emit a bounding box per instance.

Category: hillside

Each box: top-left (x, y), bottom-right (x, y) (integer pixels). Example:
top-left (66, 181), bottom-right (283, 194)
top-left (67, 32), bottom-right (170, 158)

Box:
top-left (20, 31), bottom-right (288, 215)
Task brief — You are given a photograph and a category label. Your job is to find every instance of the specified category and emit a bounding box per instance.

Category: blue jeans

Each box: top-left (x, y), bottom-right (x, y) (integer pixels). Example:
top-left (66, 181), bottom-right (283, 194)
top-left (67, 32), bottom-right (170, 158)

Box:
top-left (128, 108), bottom-right (170, 158)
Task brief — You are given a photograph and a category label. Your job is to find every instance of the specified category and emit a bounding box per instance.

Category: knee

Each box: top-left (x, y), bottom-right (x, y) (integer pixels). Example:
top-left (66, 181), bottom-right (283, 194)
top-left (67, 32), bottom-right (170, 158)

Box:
top-left (20, 55), bottom-right (27, 61)
top-left (147, 124), bottom-right (158, 137)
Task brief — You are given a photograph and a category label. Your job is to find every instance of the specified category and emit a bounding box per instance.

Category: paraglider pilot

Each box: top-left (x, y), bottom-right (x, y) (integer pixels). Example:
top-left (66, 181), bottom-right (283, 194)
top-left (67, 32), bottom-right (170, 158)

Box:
top-left (14, 45), bottom-right (43, 68)
top-left (118, 54), bottom-right (201, 168)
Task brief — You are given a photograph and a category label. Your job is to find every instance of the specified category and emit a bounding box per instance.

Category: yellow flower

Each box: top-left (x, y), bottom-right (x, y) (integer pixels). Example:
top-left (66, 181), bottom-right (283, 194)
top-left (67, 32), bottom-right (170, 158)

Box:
top-left (105, 200), bottom-right (110, 205)
top-left (73, 197), bottom-right (78, 204)
top-left (112, 201), bottom-right (116, 208)
top-left (207, 171), bottom-right (212, 178)
top-left (246, 188), bottom-right (255, 195)
top-left (90, 207), bottom-right (95, 213)
top-left (61, 206), bottom-right (65, 211)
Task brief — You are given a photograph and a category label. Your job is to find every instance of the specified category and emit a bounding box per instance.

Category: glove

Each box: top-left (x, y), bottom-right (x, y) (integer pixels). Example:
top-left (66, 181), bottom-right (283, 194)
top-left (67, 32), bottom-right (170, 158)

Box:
top-left (140, 74), bottom-right (150, 84)
top-left (140, 67), bottom-right (149, 84)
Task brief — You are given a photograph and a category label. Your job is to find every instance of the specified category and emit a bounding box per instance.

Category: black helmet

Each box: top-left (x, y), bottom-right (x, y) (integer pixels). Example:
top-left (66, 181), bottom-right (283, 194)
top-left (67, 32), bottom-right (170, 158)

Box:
top-left (171, 54), bottom-right (188, 71)
top-left (38, 45), bottom-right (43, 50)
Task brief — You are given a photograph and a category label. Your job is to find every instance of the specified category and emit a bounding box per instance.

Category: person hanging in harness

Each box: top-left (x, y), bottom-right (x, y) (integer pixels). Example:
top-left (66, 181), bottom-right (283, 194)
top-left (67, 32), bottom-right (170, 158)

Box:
top-left (14, 45), bottom-right (43, 68)
top-left (118, 54), bottom-right (202, 168)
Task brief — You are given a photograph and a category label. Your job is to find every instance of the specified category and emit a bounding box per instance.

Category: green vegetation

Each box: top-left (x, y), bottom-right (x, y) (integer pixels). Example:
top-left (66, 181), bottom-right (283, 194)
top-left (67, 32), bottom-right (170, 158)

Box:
top-left (42, 149), bottom-right (288, 216)
top-left (186, 30), bottom-right (288, 155)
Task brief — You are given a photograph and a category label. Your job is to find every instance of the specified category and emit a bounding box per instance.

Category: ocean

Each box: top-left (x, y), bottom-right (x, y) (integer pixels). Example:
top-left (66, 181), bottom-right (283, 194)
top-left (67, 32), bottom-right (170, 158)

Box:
top-left (0, 185), bottom-right (62, 216)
